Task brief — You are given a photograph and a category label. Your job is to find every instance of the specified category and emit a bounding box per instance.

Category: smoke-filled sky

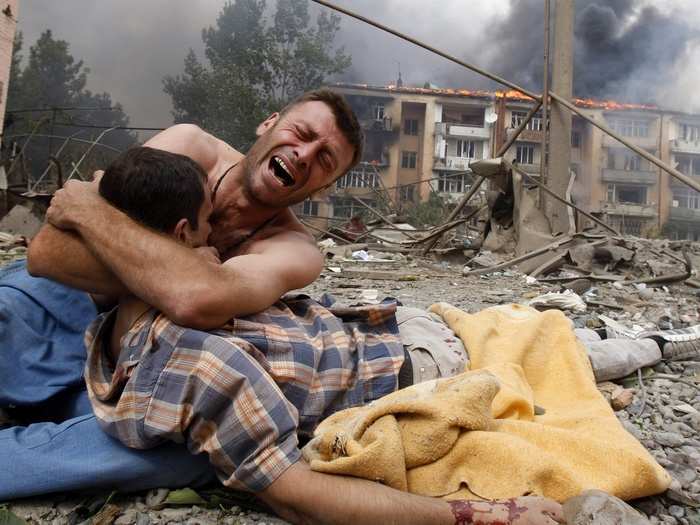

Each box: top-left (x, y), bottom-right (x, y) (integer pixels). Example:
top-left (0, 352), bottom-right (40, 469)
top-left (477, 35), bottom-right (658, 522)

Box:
top-left (16, 0), bottom-right (700, 131)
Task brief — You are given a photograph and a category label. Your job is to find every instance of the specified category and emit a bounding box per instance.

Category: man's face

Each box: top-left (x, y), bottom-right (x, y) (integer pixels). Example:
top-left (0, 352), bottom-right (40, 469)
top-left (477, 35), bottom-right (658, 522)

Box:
top-left (241, 101), bottom-right (355, 208)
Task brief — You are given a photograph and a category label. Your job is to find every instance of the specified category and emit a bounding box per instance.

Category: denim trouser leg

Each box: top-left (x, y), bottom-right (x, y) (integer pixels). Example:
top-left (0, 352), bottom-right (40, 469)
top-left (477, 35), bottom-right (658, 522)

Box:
top-left (0, 260), bottom-right (96, 407)
top-left (0, 261), bottom-right (217, 498)
top-left (0, 410), bottom-right (217, 500)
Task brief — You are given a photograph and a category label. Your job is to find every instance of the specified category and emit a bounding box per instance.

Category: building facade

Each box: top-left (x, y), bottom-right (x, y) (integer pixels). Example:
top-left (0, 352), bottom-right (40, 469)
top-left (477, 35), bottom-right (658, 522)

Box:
top-left (294, 83), bottom-right (700, 240)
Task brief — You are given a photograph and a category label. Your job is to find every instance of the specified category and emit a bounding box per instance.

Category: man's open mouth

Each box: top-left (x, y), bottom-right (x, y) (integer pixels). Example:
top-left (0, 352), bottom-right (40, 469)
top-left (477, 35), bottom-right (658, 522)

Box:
top-left (270, 156), bottom-right (295, 187)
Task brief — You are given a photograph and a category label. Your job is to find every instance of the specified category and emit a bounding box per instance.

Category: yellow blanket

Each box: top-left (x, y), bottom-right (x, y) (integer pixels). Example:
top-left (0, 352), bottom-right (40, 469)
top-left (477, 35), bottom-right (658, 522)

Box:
top-left (302, 303), bottom-right (670, 502)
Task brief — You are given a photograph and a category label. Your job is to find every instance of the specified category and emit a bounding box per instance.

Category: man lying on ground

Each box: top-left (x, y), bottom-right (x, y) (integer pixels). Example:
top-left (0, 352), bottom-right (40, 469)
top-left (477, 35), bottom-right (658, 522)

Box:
top-left (1, 91), bottom-right (563, 523)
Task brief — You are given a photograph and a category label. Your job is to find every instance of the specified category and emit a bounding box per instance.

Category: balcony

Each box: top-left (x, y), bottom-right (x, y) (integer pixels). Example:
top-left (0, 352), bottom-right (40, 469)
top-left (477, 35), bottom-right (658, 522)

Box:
top-left (670, 173), bottom-right (700, 188)
top-left (671, 138), bottom-right (700, 155)
top-left (434, 156), bottom-right (476, 171)
top-left (601, 168), bottom-right (657, 185)
top-left (508, 128), bottom-right (543, 143)
top-left (362, 117), bottom-right (393, 132)
top-left (669, 206), bottom-right (700, 222)
top-left (600, 202), bottom-right (657, 218)
top-left (603, 133), bottom-right (658, 149)
top-left (435, 122), bottom-right (489, 140)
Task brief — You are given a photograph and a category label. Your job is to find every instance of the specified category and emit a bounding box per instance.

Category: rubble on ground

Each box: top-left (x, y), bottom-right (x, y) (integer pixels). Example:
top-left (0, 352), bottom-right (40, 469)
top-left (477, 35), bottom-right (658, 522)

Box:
top-left (2, 231), bottom-right (700, 524)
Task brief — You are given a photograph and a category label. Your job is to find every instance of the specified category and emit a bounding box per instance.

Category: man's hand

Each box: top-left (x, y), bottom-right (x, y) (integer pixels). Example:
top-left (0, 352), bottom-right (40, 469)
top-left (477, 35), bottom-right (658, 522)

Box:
top-left (194, 246), bottom-right (221, 265)
top-left (46, 176), bottom-right (104, 231)
top-left (449, 497), bottom-right (565, 524)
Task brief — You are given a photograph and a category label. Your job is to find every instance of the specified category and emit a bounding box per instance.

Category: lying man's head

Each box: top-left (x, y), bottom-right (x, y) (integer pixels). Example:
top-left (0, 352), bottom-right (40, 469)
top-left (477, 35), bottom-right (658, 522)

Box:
top-left (242, 89), bottom-right (364, 208)
top-left (99, 146), bottom-right (212, 248)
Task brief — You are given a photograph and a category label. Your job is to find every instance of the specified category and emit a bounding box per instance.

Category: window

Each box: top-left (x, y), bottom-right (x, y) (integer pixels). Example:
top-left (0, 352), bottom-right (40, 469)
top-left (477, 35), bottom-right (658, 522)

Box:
top-left (607, 152), bottom-right (616, 170)
top-left (332, 197), bottom-right (375, 218)
top-left (373, 104), bottom-right (385, 120)
top-left (437, 172), bottom-right (469, 193)
top-left (401, 151), bottom-right (417, 169)
top-left (607, 184), bottom-right (615, 203)
top-left (336, 168), bottom-right (379, 189)
top-left (571, 130), bottom-right (582, 148)
top-left (301, 199), bottom-right (319, 216)
top-left (609, 119), bottom-right (649, 138)
top-left (515, 144), bottom-right (535, 164)
top-left (673, 188), bottom-right (700, 209)
top-left (404, 118), bottom-right (419, 135)
top-left (457, 140), bottom-right (476, 159)
top-left (617, 185), bottom-right (646, 204)
top-left (399, 185), bottom-right (415, 202)
top-left (511, 110), bottom-right (543, 131)
top-left (623, 153), bottom-right (642, 171)
top-left (674, 155), bottom-right (700, 176)
top-left (680, 123), bottom-right (700, 142)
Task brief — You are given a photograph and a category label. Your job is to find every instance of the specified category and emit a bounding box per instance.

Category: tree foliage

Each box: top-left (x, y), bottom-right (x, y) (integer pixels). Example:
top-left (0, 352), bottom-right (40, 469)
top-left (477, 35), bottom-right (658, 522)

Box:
top-left (163, 0), bottom-right (351, 149)
top-left (5, 30), bottom-right (135, 189)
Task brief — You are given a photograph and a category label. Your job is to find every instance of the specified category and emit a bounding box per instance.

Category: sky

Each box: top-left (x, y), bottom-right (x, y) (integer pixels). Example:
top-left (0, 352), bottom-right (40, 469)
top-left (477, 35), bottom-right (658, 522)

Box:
top-left (15, 0), bottom-right (700, 130)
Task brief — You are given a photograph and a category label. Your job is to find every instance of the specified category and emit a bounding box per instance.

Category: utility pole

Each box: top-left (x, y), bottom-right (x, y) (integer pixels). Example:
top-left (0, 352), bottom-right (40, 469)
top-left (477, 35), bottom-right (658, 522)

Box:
top-left (545, 0), bottom-right (574, 234)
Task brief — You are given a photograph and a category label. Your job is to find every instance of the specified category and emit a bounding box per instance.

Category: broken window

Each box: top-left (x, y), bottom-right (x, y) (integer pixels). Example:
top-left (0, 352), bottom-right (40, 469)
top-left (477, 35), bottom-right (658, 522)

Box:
top-left (609, 119), bottom-right (650, 138)
top-left (511, 110), bottom-right (543, 131)
top-left (673, 188), bottom-right (700, 209)
top-left (515, 144), bottom-right (535, 164)
top-left (373, 104), bottom-right (385, 120)
top-left (399, 185), bottom-right (415, 202)
top-left (437, 172), bottom-right (468, 193)
top-left (616, 185), bottom-right (647, 204)
top-left (404, 119), bottom-right (419, 135)
top-left (571, 130), bottom-right (582, 148)
top-left (623, 153), bottom-right (642, 171)
top-left (457, 140), bottom-right (476, 159)
top-left (680, 123), bottom-right (700, 142)
top-left (301, 199), bottom-right (319, 216)
top-left (336, 168), bottom-right (379, 189)
top-left (332, 197), bottom-right (375, 218)
top-left (401, 151), bottom-right (417, 169)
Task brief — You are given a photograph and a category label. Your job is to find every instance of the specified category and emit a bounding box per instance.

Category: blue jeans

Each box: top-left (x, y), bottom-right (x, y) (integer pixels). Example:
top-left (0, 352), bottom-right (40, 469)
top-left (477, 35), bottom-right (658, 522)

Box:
top-left (0, 260), bottom-right (216, 500)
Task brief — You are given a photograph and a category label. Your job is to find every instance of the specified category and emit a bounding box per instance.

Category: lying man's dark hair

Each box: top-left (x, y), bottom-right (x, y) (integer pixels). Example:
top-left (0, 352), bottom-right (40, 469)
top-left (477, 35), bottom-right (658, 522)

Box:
top-left (99, 146), bottom-right (207, 233)
top-left (281, 89), bottom-right (364, 170)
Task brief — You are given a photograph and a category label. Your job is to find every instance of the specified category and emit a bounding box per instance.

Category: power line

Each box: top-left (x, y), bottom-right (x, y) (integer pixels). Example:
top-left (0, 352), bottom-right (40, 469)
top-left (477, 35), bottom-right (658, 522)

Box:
top-left (53, 122), bottom-right (166, 132)
top-left (7, 106), bottom-right (117, 114)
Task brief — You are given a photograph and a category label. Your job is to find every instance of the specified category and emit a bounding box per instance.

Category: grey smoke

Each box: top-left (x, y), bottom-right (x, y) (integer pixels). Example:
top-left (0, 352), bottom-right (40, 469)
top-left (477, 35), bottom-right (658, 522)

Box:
top-left (15, 0), bottom-right (700, 129)
top-left (487, 0), bottom-right (700, 104)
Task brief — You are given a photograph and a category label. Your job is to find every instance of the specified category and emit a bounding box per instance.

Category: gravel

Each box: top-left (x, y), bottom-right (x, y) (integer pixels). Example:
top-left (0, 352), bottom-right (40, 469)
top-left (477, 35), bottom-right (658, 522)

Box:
top-left (3, 242), bottom-right (700, 524)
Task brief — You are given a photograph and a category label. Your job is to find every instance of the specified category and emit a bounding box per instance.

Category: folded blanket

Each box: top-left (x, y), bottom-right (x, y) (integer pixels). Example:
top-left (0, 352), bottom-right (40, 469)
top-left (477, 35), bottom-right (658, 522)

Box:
top-left (302, 303), bottom-right (670, 502)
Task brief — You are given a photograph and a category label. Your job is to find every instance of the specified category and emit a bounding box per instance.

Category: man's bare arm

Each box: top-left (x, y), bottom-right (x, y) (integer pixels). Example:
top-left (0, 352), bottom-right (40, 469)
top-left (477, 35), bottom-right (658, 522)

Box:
top-left (27, 225), bottom-right (126, 296)
top-left (27, 124), bottom-right (226, 294)
top-left (44, 181), bottom-right (322, 329)
top-left (259, 462), bottom-right (564, 525)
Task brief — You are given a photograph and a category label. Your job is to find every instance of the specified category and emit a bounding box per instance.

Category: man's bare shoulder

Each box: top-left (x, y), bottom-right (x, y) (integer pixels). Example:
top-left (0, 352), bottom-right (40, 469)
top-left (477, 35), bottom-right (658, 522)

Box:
top-left (145, 124), bottom-right (243, 176)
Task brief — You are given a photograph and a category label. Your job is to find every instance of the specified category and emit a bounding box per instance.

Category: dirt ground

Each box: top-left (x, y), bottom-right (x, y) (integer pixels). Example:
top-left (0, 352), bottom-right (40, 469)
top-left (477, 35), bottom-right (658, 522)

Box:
top-left (3, 250), bottom-right (700, 524)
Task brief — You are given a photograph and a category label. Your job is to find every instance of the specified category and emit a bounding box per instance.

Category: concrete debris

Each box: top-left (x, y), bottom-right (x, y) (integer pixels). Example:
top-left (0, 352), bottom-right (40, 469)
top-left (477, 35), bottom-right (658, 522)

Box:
top-left (0, 203), bottom-right (44, 239)
top-left (527, 289), bottom-right (587, 313)
top-left (563, 489), bottom-right (651, 525)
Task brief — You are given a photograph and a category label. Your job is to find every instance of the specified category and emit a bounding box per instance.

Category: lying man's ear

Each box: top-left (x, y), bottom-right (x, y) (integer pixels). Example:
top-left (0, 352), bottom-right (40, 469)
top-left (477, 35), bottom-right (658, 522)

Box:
top-left (173, 218), bottom-right (192, 246)
top-left (256, 112), bottom-right (280, 137)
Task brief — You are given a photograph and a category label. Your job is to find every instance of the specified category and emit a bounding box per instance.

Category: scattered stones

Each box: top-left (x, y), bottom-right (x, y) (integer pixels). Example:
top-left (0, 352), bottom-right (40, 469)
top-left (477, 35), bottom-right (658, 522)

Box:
top-left (563, 489), bottom-right (651, 524)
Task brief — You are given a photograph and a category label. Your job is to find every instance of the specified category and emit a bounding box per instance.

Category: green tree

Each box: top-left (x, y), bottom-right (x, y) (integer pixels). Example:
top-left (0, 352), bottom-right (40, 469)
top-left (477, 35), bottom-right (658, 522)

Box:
top-left (5, 30), bottom-right (135, 189)
top-left (163, 0), bottom-right (351, 149)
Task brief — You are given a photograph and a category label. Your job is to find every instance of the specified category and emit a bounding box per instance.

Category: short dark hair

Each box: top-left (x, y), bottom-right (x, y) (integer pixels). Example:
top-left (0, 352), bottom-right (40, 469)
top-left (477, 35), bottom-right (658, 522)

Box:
top-left (99, 146), bottom-right (207, 233)
top-left (281, 89), bottom-right (364, 170)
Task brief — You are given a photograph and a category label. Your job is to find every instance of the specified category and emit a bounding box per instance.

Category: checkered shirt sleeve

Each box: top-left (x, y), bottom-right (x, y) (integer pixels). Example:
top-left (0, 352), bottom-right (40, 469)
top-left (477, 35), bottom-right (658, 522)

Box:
top-left (85, 311), bottom-right (301, 492)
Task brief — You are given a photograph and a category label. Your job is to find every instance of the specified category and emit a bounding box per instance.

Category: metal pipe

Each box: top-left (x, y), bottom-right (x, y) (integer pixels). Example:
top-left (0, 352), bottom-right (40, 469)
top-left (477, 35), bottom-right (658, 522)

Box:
top-left (421, 99), bottom-right (544, 255)
top-left (540, 0), bottom-right (551, 203)
top-left (310, 0), bottom-right (541, 101)
top-left (549, 91), bottom-right (700, 193)
top-left (65, 127), bottom-right (118, 182)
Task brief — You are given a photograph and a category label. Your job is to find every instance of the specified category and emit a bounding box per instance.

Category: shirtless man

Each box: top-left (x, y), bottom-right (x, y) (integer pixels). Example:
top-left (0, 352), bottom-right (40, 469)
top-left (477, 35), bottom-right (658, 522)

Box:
top-left (5, 90), bottom-right (563, 523)
top-left (28, 89), bottom-right (361, 328)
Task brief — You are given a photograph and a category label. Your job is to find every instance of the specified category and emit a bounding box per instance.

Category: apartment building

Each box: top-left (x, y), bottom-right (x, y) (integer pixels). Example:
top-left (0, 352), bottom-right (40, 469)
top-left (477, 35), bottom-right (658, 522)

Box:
top-left (292, 83), bottom-right (700, 239)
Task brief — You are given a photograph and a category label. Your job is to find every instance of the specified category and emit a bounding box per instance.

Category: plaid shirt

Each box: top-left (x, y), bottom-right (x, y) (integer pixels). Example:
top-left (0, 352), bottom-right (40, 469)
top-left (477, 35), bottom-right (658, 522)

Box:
top-left (84, 294), bottom-right (403, 491)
